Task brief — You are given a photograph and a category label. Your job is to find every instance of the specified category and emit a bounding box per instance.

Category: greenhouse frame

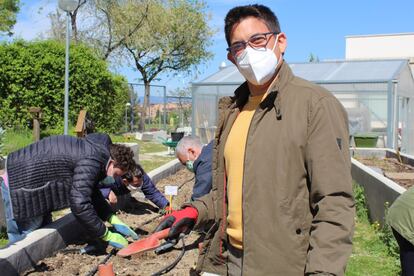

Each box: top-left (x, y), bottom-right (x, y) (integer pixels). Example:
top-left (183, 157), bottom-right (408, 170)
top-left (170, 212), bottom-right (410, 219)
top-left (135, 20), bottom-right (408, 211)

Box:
top-left (191, 59), bottom-right (414, 155)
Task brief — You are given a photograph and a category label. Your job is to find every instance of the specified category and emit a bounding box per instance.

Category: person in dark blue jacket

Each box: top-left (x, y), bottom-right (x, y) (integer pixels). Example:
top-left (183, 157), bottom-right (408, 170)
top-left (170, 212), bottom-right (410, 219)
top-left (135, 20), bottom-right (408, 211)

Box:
top-left (100, 163), bottom-right (169, 210)
top-left (175, 136), bottom-right (213, 200)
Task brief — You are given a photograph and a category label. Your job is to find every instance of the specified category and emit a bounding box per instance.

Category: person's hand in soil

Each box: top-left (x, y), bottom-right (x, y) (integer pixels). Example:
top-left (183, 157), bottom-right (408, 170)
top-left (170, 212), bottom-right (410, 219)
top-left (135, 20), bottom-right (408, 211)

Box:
top-left (109, 214), bottom-right (139, 240)
top-left (159, 204), bottom-right (173, 215)
top-left (154, 207), bottom-right (198, 239)
top-left (101, 229), bottom-right (128, 249)
top-left (108, 190), bottom-right (118, 207)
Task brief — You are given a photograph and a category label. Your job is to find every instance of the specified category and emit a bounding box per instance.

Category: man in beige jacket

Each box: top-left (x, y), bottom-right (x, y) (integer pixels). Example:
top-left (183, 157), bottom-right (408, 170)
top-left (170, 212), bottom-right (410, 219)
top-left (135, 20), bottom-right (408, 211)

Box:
top-left (156, 4), bottom-right (355, 275)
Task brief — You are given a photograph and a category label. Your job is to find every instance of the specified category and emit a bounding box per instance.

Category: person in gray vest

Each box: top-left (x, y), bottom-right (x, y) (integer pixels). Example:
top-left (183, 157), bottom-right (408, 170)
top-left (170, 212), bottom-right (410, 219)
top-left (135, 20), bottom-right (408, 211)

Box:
top-left (0, 133), bottom-right (138, 249)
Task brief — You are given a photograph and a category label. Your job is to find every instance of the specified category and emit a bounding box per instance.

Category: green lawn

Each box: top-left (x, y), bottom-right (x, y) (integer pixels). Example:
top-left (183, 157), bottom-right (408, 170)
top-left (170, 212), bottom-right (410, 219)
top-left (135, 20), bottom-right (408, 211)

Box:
top-left (0, 227), bottom-right (8, 247)
top-left (140, 156), bottom-right (175, 172)
top-left (2, 128), bottom-right (33, 155)
top-left (110, 133), bottom-right (167, 154)
top-left (2, 130), bottom-right (168, 155)
top-left (346, 183), bottom-right (400, 275)
top-left (346, 216), bottom-right (400, 275)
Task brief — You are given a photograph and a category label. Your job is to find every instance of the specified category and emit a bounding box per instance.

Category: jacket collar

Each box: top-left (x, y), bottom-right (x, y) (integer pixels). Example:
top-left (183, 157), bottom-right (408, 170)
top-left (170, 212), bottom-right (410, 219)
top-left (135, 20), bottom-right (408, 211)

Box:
top-left (267, 60), bottom-right (294, 96)
top-left (220, 61), bottom-right (294, 119)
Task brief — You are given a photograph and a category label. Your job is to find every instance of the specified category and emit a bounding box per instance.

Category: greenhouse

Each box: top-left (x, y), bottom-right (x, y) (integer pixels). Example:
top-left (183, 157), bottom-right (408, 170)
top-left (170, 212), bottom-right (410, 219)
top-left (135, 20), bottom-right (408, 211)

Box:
top-left (191, 59), bottom-right (414, 155)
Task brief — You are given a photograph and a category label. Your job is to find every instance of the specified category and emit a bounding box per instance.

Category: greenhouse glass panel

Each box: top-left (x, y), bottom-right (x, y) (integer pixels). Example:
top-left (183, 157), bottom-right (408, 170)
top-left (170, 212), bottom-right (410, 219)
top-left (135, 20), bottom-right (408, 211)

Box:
top-left (192, 60), bottom-right (414, 153)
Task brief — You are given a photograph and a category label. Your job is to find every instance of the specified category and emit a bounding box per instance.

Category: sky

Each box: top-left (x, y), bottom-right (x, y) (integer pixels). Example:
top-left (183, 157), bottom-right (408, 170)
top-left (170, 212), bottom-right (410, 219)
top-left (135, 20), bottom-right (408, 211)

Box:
top-left (8, 0), bottom-right (414, 93)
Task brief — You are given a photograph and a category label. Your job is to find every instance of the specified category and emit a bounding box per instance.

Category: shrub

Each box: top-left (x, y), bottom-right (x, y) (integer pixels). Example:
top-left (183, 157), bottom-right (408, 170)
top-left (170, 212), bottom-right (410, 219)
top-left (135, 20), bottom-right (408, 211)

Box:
top-left (378, 202), bottom-right (400, 259)
top-left (353, 181), bottom-right (369, 220)
top-left (0, 40), bottom-right (129, 132)
top-left (0, 127), bottom-right (5, 157)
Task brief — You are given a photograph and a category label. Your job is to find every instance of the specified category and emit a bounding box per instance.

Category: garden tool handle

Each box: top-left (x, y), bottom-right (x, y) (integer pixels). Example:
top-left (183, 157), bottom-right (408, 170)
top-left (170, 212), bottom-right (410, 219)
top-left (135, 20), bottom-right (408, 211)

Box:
top-left (152, 227), bottom-right (171, 240)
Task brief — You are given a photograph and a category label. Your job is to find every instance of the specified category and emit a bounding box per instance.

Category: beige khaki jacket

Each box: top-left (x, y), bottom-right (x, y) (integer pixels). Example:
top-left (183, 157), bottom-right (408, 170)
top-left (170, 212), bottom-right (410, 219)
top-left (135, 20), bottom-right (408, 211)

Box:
top-left (190, 62), bottom-right (355, 275)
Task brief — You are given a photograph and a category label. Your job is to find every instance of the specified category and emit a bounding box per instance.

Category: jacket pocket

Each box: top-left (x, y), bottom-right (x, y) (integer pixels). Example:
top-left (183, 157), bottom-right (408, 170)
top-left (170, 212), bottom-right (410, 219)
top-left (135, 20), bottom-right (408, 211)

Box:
top-left (291, 198), bottom-right (311, 250)
top-left (11, 179), bottom-right (71, 220)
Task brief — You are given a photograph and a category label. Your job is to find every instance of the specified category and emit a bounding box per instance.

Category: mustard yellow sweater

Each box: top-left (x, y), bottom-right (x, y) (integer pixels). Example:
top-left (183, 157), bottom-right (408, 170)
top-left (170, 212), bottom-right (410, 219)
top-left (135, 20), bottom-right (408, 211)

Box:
top-left (224, 93), bottom-right (266, 249)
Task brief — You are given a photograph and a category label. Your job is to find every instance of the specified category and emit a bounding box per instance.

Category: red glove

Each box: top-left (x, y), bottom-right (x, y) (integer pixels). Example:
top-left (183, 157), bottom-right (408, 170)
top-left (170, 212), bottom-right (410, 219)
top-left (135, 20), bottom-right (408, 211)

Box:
top-left (154, 207), bottom-right (198, 239)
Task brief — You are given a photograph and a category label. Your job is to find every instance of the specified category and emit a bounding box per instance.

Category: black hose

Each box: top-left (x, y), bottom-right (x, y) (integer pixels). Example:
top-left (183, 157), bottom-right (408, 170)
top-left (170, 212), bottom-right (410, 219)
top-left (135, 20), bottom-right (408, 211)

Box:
top-left (84, 176), bottom-right (194, 276)
top-left (150, 234), bottom-right (186, 276)
top-left (148, 177), bottom-right (193, 275)
top-left (85, 248), bottom-right (117, 276)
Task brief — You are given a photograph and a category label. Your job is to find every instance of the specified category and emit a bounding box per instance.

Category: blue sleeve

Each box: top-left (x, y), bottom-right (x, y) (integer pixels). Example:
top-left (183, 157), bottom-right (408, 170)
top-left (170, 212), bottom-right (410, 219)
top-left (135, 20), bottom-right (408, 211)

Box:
top-left (192, 161), bottom-right (212, 200)
top-left (192, 141), bottom-right (213, 200)
top-left (99, 177), bottom-right (124, 198)
top-left (99, 187), bottom-right (111, 199)
top-left (141, 173), bottom-right (169, 209)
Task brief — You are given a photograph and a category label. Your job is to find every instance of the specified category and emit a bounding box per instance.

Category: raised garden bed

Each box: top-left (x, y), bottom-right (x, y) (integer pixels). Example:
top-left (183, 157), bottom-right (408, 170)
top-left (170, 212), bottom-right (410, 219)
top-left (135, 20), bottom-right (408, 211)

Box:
top-left (351, 148), bottom-right (414, 225)
top-left (354, 156), bottom-right (414, 189)
top-left (23, 168), bottom-right (200, 276)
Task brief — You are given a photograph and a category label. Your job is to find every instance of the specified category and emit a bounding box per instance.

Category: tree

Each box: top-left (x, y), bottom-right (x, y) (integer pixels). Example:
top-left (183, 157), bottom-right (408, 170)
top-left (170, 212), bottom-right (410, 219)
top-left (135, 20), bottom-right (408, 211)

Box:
top-left (86, 0), bottom-right (149, 60)
top-left (122, 0), bottom-right (213, 131)
top-left (0, 0), bottom-right (20, 36)
top-left (47, 0), bottom-right (148, 60)
top-left (66, 0), bottom-right (87, 42)
top-left (0, 40), bottom-right (129, 132)
top-left (48, 8), bottom-right (66, 42)
top-left (169, 86), bottom-right (192, 127)
top-left (309, 53), bottom-right (319, 63)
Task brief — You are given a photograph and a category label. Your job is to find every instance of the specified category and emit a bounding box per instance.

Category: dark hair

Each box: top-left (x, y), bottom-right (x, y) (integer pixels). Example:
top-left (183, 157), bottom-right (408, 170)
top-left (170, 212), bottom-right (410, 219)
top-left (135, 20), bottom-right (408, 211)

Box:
top-left (133, 163), bottom-right (144, 178)
top-left (109, 144), bottom-right (135, 172)
top-left (224, 4), bottom-right (281, 46)
top-left (122, 163), bottom-right (144, 182)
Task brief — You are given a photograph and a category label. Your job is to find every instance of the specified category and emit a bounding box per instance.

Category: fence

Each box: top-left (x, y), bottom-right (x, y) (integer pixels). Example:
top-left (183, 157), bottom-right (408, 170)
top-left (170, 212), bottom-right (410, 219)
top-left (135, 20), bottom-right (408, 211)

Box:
top-left (128, 83), bottom-right (192, 133)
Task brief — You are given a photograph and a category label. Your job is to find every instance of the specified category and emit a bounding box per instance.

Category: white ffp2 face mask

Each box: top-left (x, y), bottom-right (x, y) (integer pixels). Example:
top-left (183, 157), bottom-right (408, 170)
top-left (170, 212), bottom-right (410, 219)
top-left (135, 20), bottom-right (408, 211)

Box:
top-left (236, 36), bottom-right (279, 85)
top-left (127, 184), bottom-right (142, 193)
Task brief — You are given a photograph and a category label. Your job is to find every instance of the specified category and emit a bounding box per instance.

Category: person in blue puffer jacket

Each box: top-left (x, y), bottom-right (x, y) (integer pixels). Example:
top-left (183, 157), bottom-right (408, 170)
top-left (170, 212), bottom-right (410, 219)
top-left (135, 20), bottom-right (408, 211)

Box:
top-left (0, 133), bottom-right (139, 248)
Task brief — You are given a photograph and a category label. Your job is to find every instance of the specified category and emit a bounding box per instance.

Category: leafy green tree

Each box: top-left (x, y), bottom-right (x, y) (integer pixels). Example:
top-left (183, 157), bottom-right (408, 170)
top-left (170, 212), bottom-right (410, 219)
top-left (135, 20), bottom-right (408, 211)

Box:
top-left (122, 0), bottom-right (214, 130)
top-left (309, 53), bottom-right (319, 63)
top-left (169, 86), bottom-right (192, 127)
top-left (0, 40), bottom-right (129, 132)
top-left (48, 0), bottom-right (148, 60)
top-left (0, 0), bottom-right (20, 36)
top-left (48, 0), bottom-right (87, 43)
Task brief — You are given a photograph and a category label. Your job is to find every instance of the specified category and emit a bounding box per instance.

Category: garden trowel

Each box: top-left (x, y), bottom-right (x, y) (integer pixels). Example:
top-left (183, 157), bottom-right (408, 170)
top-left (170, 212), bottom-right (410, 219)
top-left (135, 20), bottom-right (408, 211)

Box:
top-left (117, 228), bottom-right (171, 257)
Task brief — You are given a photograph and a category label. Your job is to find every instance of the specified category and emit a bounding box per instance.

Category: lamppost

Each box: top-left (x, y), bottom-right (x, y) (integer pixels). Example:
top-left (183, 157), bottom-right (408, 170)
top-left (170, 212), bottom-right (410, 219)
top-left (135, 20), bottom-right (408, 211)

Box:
top-left (125, 102), bottom-right (131, 132)
top-left (58, 0), bottom-right (78, 135)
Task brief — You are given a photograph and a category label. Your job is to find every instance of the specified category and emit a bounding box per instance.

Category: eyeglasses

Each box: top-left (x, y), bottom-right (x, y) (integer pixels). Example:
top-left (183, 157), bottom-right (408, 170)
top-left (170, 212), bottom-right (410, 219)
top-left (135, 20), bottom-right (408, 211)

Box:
top-left (227, 31), bottom-right (278, 57)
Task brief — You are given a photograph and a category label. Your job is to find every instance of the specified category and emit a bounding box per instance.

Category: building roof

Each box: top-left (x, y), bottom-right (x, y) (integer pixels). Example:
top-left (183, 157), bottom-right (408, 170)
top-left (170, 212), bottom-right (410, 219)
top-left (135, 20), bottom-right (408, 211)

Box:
top-left (194, 59), bottom-right (411, 85)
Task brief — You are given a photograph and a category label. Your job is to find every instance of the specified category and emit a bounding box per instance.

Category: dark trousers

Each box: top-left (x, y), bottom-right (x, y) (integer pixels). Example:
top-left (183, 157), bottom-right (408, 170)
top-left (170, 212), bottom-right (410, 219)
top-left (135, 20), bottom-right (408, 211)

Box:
top-left (392, 228), bottom-right (414, 276)
top-left (227, 243), bottom-right (243, 276)
top-left (1, 177), bottom-right (52, 244)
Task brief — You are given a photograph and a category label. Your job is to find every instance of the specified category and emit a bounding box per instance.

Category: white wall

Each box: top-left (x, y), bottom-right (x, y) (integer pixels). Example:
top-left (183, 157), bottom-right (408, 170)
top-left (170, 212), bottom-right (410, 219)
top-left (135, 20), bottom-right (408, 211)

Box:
top-left (346, 33), bottom-right (414, 60)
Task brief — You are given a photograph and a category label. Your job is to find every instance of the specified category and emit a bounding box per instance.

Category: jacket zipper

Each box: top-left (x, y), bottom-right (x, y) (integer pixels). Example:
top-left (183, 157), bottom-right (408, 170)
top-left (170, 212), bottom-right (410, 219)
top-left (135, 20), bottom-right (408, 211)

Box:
top-left (240, 106), bottom-right (260, 275)
top-left (219, 172), bottom-right (227, 263)
top-left (219, 109), bottom-right (239, 264)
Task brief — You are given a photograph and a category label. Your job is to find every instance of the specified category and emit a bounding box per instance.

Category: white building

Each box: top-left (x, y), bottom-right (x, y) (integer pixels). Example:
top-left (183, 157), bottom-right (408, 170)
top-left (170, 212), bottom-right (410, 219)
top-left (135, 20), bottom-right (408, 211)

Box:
top-left (346, 33), bottom-right (414, 76)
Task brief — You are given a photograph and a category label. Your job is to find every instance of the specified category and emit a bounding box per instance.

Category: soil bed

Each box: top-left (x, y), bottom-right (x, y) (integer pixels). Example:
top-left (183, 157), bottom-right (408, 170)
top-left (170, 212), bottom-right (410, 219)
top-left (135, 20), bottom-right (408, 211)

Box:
top-left (355, 156), bottom-right (414, 189)
top-left (23, 168), bottom-right (201, 276)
